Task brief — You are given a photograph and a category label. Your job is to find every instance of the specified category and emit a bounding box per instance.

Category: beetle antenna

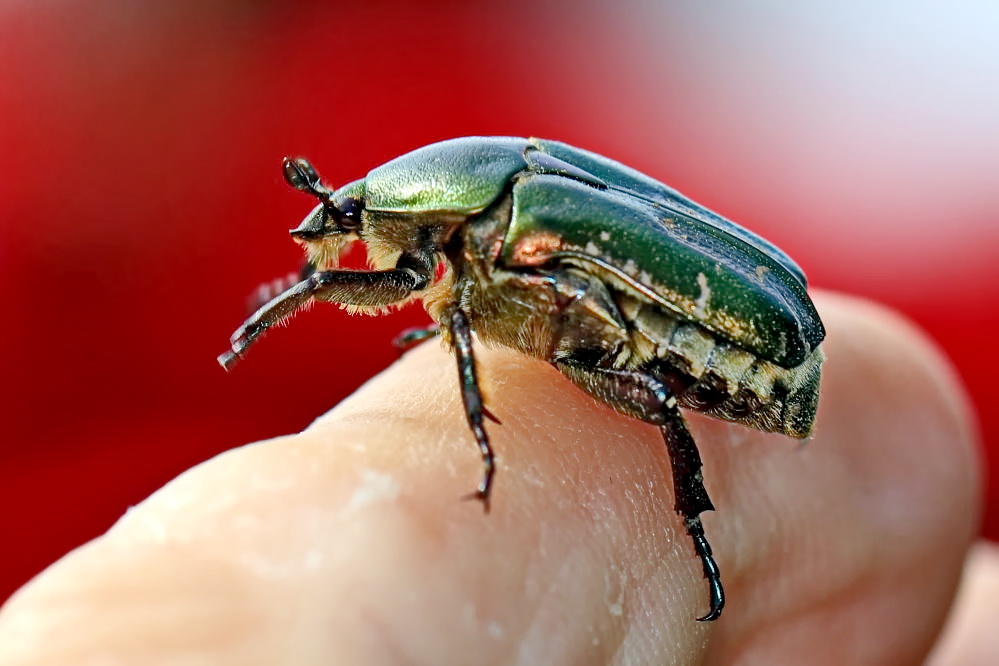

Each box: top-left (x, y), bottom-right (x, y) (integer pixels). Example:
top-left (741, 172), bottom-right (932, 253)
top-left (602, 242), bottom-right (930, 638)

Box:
top-left (282, 157), bottom-right (336, 208)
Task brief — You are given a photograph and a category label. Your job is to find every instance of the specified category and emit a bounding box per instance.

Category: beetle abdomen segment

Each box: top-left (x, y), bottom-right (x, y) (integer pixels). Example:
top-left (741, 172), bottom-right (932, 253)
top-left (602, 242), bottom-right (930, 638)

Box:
top-left (696, 346), bottom-right (823, 438)
top-left (664, 323), bottom-right (717, 378)
top-left (624, 299), bottom-right (822, 438)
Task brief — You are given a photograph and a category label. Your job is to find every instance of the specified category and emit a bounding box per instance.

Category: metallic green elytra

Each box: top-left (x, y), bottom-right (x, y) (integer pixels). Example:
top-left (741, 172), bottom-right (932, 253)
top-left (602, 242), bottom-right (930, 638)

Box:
top-left (219, 136), bottom-right (826, 622)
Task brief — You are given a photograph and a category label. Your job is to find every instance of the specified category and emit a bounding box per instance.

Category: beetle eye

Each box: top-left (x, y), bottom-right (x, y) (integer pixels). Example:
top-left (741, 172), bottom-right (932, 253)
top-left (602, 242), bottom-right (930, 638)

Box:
top-left (335, 197), bottom-right (364, 231)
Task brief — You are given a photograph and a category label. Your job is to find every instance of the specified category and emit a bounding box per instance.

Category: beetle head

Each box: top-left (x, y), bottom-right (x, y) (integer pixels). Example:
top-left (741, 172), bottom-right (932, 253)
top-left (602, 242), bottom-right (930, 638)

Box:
top-left (283, 157), bottom-right (365, 268)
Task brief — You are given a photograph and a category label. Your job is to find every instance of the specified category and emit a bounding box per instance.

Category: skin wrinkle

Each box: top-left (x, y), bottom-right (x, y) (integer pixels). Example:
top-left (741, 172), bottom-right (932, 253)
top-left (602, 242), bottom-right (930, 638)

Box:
top-left (515, 426), bottom-right (617, 656)
top-left (517, 547), bottom-right (593, 663)
top-left (584, 419), bottom-right (709, 661)
top-left (557, 399), bottom-right (686, 654)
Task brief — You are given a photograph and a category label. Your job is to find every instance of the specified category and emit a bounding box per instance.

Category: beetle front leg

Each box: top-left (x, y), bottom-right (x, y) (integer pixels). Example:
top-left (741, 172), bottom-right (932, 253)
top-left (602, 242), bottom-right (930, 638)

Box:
top-left (219, 267), bottom-right (425, 369)
top-left (555, 360), bottom-right (724, 621)
top-left (445, 306), bottom-right (496, 512)
top-left (246, 260), bottom-right (317, 314)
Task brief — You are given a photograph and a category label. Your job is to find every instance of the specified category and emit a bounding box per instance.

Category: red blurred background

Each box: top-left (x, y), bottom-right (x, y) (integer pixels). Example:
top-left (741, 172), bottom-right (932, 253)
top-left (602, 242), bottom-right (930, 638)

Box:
top-left (1, 1), bottom-right (997, 603)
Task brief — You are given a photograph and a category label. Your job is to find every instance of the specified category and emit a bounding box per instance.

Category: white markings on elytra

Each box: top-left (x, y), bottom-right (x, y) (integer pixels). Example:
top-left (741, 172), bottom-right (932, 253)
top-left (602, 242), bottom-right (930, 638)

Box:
top-left (599, 231), bottom-right (611, 242)
top-left (694, 272), bottom-right (711, 316)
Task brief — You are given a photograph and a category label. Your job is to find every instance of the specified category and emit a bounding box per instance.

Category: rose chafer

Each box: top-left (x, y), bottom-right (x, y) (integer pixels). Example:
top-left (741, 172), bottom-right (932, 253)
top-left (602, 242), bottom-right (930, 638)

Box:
top-left (219, 137), bottom-right (826, 621)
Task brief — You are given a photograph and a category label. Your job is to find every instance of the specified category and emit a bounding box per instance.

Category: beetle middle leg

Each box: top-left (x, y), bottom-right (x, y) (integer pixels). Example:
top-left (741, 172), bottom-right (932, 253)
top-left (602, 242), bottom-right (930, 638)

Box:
top-left (219, 266), bottom-right (426, 369)
top-left (555, 359), bottom-right (725, 621)
top-left (392, 323), bottom-right (441, 350)
top-left (444, 305), bottom-right (496, 512)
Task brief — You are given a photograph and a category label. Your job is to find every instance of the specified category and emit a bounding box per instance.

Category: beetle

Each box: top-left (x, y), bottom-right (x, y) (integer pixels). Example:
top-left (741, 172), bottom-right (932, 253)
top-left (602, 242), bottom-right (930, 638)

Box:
top-left (218, 137), bottom-right (825, 622)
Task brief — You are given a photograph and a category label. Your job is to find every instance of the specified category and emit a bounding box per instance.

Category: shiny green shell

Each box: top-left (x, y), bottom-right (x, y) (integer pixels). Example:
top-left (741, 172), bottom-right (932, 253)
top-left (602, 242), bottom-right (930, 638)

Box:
top-left (341, 136), bottom-right (824, 368)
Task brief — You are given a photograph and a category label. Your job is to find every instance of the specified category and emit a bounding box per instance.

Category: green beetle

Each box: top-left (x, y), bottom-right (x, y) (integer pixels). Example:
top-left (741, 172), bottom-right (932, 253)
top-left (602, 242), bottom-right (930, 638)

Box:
top-left (219, 137), bottom-right (825, 622)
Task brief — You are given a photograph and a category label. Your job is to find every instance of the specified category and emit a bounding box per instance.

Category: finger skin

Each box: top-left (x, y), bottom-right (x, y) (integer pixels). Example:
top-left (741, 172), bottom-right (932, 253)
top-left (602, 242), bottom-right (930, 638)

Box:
top-left (0, 292), bottom-right (980, 665)
top-left (928, 541), bottom-right (999, 665)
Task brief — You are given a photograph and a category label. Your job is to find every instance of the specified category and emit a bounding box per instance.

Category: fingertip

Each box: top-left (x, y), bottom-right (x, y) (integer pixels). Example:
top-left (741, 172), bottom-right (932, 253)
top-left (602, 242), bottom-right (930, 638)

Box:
top-left (810, 289), bottom-right (981, 521)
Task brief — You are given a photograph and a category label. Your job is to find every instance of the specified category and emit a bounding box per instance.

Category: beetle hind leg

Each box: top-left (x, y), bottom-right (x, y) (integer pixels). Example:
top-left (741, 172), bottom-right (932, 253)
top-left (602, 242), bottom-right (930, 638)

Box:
top-left (554, 359), bottom-right (725, 621)
top-left (661, 414), bottom-right (724, 621)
